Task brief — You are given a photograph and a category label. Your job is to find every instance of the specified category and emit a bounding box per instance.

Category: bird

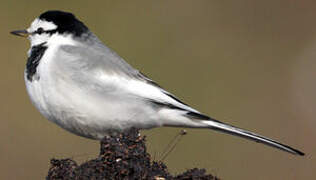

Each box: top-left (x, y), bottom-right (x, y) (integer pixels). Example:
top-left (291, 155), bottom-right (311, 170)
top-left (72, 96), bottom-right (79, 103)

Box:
top-left (11, 10), bottom-right (304, 156)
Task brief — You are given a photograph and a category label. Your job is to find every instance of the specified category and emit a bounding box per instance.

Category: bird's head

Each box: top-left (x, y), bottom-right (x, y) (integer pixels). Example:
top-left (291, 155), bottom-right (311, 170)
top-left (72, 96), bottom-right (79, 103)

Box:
top-left (11, 10), bottom-right (89, 46)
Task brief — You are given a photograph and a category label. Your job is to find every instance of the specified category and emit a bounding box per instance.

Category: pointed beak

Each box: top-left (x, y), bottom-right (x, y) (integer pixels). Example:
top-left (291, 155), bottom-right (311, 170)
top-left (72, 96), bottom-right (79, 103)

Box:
top-left (10, 29), bottom-right (30, 38)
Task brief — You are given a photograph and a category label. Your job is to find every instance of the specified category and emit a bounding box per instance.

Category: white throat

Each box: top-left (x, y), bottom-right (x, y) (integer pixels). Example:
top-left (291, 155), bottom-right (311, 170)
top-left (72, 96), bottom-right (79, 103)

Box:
top-left (27, 34), bottom-right (77, 58)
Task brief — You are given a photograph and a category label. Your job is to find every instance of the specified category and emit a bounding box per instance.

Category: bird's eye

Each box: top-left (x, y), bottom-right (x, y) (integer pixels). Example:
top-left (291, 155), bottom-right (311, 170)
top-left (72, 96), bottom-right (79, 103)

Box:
top-left (36, 28), bottom-right (44, 34)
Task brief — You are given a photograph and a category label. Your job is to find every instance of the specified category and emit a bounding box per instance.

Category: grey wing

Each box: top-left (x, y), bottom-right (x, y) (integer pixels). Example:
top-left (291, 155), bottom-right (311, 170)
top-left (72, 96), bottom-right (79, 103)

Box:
top-left (59, 43), bottom-right (208, 119)
top-left (60, 41), bottom-right (139, 78)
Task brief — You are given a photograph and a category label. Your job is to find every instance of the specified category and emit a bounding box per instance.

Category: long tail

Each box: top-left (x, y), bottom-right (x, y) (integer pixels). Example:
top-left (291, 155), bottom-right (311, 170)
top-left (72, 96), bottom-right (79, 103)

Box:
top-left (199, 118), bottom-right (304, 156)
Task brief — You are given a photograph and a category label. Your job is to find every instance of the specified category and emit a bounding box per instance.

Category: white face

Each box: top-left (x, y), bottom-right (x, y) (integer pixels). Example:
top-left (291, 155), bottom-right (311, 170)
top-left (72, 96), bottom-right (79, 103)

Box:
top-left (27, 18), bottom-right (58, 46)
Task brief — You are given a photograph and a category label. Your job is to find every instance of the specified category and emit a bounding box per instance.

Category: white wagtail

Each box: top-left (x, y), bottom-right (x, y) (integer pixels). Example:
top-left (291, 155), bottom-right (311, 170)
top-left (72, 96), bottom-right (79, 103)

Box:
top-left (11, 10), bottom-right (304, 156)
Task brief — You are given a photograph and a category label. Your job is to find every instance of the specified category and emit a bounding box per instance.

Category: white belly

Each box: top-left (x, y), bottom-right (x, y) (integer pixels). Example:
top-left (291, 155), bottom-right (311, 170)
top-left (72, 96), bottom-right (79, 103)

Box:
top-left (24, 63), bottom-right (161, 140)
top-left (24, 42), bottom-right (164, 139)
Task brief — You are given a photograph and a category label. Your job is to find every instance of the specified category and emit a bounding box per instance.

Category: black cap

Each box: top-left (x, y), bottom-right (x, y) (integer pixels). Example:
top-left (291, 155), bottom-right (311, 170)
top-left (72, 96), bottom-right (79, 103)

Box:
top-left (39, 10), bottom-right (88, 37)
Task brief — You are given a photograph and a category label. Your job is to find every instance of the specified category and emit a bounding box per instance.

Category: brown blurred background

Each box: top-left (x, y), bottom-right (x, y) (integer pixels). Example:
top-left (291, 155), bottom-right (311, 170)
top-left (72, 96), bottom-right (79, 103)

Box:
top-left (1, 1), bottom-right (315, 179)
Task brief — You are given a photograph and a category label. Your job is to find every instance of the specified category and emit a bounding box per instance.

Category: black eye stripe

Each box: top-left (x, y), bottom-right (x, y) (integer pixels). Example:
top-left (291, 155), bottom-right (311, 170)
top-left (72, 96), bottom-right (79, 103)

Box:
top-left (33, 28), bottom-right (57, 35)
top-left (44, 29), bottom-right (58, 35)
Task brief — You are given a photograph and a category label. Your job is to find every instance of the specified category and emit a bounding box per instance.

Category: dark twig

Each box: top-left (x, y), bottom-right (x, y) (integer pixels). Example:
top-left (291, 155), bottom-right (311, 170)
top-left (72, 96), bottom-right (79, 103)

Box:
top-left (160, 129), bottom-right (187, 161)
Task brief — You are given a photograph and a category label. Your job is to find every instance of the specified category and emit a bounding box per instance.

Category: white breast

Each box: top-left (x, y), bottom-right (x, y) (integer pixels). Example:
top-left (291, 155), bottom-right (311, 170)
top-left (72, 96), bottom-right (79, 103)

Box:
top-left (25, 35), bottom-right (100, 138)
top-left (24, 35), bottom-right (162, 139)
